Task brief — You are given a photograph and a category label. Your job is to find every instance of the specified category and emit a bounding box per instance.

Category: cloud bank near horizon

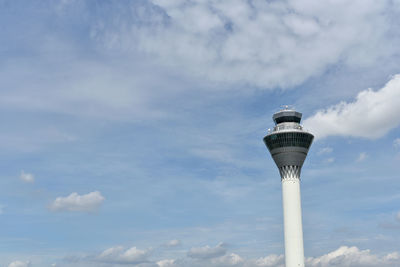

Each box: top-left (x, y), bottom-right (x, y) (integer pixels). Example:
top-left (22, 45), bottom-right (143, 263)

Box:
top-left (44, 245), bottom-right (399, 267)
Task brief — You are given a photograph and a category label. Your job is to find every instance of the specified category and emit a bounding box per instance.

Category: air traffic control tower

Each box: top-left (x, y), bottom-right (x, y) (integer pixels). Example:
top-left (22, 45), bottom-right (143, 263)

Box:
top-left (263, 107), bottom-right (314, 267)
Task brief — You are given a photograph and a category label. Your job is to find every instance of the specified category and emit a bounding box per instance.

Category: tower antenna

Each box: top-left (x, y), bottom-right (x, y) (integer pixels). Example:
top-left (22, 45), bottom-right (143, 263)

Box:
top-left (280, 104), bottom-right (295, 111)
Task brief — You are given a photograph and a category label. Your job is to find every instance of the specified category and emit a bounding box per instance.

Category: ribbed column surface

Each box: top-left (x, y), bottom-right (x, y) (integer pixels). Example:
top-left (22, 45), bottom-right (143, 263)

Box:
top-left (281, 170), bottom-right (304, 267)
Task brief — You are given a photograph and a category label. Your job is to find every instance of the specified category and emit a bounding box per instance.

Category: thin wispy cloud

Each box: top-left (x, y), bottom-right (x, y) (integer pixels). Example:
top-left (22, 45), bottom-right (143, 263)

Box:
top-left (318, 147), bottom-right (333, 155)
top-left (20, 170), bottom-right (34, 183)
top-left (357, 152), bottom-right (368, 162)
top-left (324, 157), bottom-right (335, 164)
top-left (165, 240), bottom-right (181, 248)
top-left (394, 138), bottom-right (400, 148)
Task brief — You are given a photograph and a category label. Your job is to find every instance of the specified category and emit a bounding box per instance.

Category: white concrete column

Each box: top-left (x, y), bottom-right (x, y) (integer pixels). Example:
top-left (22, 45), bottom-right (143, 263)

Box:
top-left (281, 177), bottom-right (305, 267)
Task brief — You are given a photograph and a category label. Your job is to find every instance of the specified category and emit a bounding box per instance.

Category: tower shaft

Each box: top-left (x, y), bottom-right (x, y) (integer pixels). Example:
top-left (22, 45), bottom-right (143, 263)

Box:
top-left (282, 176), bottom-right (304, 267)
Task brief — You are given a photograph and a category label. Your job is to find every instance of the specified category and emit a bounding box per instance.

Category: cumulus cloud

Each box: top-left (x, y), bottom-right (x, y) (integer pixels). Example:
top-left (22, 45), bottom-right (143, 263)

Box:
top-left (49, 191), bottom-right (105, 212)
top-left (384, 252), bottom-right (400, 261)
top-left (20, 170), bottom-right (34, 183)
top-left (97, 246), bottom-right (151, 264)
top-left (211, 253), bottom-right (244, 266)
top-left (187, 243), bottom-right (227, 259)
top-left (91, 0), bottom-right (396, 88)
top-left (251, 254), bottom-right (284, 267)
top-left (178, 246), bottom-right (399, 266)
top-left (304, 74), bottom-right (400, 139)
top-left (8, 261), bottom-right (30, 267)
top-left (165, 246), bottom-right (399, 267)
top-left (63, 244), bottom-right (400, 267)
top-left (306, 246), bottom-right (399, 267)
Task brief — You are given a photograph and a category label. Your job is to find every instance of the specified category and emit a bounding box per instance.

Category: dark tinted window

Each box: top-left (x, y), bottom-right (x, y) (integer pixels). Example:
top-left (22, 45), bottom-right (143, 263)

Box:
top-left (264, 132), bottom-right (313, 150)
top-left (274, 116), bottom-right (301, 124)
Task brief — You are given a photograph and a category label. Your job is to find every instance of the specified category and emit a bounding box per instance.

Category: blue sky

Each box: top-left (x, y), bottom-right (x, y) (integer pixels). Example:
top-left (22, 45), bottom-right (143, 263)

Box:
top-left (1, 0), bottom-right (400, 266)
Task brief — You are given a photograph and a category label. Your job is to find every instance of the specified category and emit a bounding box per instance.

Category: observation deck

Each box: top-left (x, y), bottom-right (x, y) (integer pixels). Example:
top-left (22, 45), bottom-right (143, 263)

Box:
top-left (263, 108), bottom-right (314, 177)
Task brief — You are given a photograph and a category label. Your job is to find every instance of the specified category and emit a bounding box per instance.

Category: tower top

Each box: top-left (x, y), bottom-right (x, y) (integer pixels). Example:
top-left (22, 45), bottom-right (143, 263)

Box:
top-left (264, 107), bottom-right (314, 171)
top-left (273, 107), bottom-right (302, 125)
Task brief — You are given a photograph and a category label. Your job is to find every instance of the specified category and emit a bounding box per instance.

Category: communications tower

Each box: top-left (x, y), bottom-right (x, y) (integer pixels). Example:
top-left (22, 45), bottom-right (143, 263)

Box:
top-left (263, 107), bottom-right (314, 267)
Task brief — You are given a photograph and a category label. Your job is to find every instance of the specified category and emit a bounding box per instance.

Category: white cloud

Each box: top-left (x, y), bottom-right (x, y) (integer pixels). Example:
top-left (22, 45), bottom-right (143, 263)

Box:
top-left (317, 147), bottom-right (333, 155)
top-left (356, 152), bottom-right (368, 162)
top-left (325, 157), bottom-right (335, 164)
top-left (20, 170), bottom-right (34, 183)
top-left (187, 243), bottom-right (227, 259)
top-left (211, 253), bottom-right (244, 266)
top-left (157, 259), bottom-right (176, 267)
top-left (63, 244), bottom-right (400, 267)
top-left (252, 254), bottom-right (284, 267)
top-left (397, 211), bottom-right (400, 222)
top-left (49, 191), bottom-right (105, 213)
top-left (394, 138), bottom-right (400, 148)
top-left (8, 261), bottom-right (30, 267)
top-left (97, 246), bottom-right (151, 264)
top-left (165, 239), bottom-right (181, 247)
top-left (384, 252), bottom-right (400, 261)
top-left (304, 74), bottom-right (400, 139)
top-left (181, 246), bottom-right (400, 267)
top-left (2, 0), bottom-right (399, 125)
top-left (306, 246), bottom-right (399, 267)
top-left (90, 0), bottom-right (395, 89)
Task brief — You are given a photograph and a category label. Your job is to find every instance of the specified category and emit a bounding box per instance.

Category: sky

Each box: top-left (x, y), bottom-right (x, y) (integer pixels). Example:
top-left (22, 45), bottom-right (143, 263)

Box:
top-left (1, 0), bottom-right (400, 266)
